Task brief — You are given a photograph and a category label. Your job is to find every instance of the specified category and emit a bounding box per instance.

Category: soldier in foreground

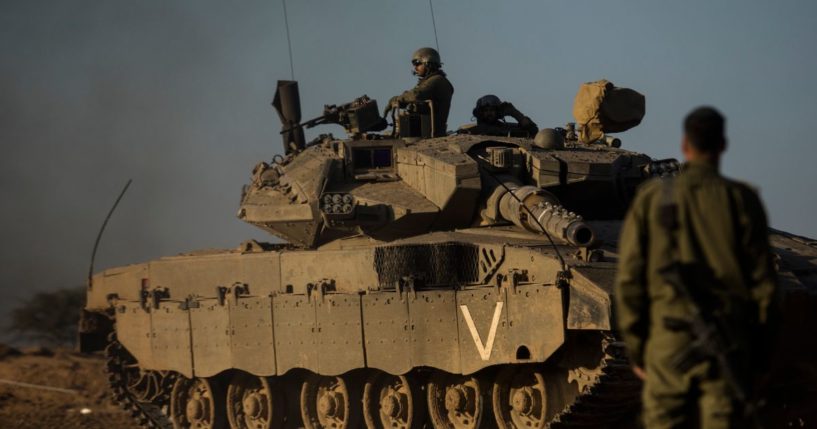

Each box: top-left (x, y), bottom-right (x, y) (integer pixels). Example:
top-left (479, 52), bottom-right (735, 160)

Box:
top-left (383, 47), bottom-right (454, 136)
top-left (458, 94), bottom-right (539, 137)
top-left (615, 107), bottom-right (777, 428)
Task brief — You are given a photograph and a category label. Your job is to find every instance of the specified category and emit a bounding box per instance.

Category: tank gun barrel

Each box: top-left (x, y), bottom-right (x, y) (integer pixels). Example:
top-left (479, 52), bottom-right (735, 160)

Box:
top-left (498, 185), bottom-right (596, 247)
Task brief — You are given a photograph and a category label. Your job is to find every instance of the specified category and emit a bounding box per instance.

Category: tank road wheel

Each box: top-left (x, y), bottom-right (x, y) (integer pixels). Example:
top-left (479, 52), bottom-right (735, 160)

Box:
top-left (427, 372), bottom-right (484, 429)
top-left (363, 372), bottom-right (426, 429)
top-left (170, 376), bottom-right (227, 429)
top-left (300, 374), bottom-right (361, 429)
top-left (226, 372), bottom-right (283, 429)
top-left (492, 366), bottom-right (549, 429)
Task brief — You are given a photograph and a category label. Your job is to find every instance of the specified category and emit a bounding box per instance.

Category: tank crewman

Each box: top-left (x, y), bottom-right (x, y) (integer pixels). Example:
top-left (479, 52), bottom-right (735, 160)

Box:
top-left (458, 94), bottom-right (539, 137)
top-left (615, 107), bottom-right (777, 428)
top-left (383, 47), bottom-right (454, 136)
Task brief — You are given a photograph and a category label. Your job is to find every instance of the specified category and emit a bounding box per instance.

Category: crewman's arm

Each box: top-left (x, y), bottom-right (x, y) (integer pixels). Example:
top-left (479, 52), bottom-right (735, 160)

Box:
top-left (738, 188), bottom-right (777, 324)
top-left (500, 102), bottom-right (538, 134)
top-left (614, 187), bottom-right (652, 367)
top-left (385, 77), bottom-right (440, 116)
top-left (396, 76), bottom-right (440, 103)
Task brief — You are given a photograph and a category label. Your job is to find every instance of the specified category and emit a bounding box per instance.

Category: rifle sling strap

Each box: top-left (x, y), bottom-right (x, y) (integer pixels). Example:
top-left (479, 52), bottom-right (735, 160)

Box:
top-left (659, 176), bottom-right (679, 251)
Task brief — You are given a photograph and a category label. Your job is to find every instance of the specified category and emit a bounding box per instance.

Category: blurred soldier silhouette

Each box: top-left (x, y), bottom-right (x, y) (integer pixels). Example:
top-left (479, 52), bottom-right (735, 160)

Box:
top-left (616, 107), bottom-right (777, 428)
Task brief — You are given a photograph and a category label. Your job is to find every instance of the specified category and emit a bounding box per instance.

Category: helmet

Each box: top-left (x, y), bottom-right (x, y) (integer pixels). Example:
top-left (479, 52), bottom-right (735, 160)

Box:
top-left (533, 128), bottom-right (565, 150)
top-left (473, 94), bottom-right (502, 118)
top-left (412, 47), bottom-right (442, 67)
top-left (475, 95), bottom-right (501, 110)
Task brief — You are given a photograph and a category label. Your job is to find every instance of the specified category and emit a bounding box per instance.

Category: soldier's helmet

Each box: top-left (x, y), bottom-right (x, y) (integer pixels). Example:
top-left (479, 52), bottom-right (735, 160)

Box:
top-left (412, 47), bottom-right (442, 68)
top-left (474, 95), bottom-right (501, 110)
top-left (473, 94), bottom-right (502, 118)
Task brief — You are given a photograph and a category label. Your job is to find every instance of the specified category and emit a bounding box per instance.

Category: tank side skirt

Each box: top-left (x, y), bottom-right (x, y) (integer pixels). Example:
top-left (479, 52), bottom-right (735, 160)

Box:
top-left (114, 246), bottom-right (571, 379)
top-left (361, 293), bottom-right (412, 374)
top-left (408, 289), bottom-right (462, 374)
top-left (190, 298), bottom-right (230, 378)
top-left (228, 295), bottom-right (276, 376)
top-left (456, 287), bottom-right (510, 374)
top-left (504, 284), bottom-right (565, 364)
top-left (273, 293), bottom-right (317, 374)
top-left (316, 293), bottom-right (365, 375)
top-left (357, 283), bottom-right (568, 376)
top-left (116, 301), bottom-right (155, 369)
top-left (144, 300), bottom-right (194, 378)
top-left (114, 287), bottom-right (567, 379)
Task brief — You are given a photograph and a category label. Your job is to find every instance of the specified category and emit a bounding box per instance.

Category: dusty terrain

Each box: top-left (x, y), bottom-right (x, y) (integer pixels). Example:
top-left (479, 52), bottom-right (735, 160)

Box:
top-left (0, 345), bottom-right (139, 429)
top-left (0, 344), bottom-right (815, 428)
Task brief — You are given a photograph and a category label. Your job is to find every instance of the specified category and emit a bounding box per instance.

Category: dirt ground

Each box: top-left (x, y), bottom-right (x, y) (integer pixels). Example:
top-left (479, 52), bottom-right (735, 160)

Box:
top-left (0, 344), bottom-right (815, 428)
top-left (0, 346), bottom-right (139, 429)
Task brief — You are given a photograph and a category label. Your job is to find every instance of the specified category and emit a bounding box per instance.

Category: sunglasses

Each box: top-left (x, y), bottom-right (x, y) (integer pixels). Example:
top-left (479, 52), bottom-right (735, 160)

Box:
top-left (411, 59), bottom-right (424, 66)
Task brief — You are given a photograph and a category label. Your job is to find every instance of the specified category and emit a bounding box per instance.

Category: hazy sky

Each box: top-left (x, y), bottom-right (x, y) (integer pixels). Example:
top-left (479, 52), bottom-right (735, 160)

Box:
top-left (1, 0), bottom-right (816, 327)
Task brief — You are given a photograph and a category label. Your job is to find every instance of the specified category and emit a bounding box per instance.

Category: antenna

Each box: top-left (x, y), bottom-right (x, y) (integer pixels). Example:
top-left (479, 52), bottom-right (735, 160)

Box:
top-left (428, 0), bottom-right (440, 52)
top-left (282, 0), bottom-right (295, 80)
top-left (88, 179), bottom-right (132, 287)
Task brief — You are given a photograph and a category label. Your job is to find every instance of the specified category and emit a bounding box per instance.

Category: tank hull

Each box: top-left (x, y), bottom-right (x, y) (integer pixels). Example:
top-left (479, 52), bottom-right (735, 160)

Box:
top-left (89, 229), bottom-right (615, 366)
top-left (84, 227), bottom-right (643, 428)
top-left (82, 225), bottom-right (817, 428)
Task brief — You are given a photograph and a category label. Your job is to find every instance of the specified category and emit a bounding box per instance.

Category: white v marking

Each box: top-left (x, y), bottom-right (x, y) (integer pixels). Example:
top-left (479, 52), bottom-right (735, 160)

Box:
top-left (460, 302), bottom-right (504, 361)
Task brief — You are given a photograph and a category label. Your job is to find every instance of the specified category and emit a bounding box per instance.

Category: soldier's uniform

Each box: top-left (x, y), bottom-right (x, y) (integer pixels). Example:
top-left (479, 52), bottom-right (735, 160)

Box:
top-left (615, 160), bottom-right (777, 428)
top-left (391, 70), bottom-right (454, 136)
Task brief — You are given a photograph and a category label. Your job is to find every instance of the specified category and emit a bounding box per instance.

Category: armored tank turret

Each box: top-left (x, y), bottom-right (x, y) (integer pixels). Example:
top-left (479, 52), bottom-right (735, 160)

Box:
top-left (239, 81), bottom-right (650, 250)
top-left (79, 80), bottom-right (817, 429)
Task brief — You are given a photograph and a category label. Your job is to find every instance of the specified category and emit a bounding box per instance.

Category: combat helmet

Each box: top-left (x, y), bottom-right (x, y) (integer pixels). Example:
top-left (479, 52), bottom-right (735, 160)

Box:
top-left (412, 47), bottom-right (442, 68)
top-left (473, 94), bottom-right (502, 117)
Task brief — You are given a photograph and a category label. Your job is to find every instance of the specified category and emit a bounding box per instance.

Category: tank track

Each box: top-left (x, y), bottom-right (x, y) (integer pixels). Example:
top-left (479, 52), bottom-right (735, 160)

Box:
top-left (102, 328), bottom-right (638, 429)
top-left (105, 331), bottom-right (175, 429)
top-left (548, 337), bottom-right (642, 428)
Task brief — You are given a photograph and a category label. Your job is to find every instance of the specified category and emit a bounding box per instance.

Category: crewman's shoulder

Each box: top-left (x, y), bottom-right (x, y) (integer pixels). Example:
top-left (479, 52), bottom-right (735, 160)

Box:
top-left (723, 176), bottom-right (765, 209)
top-left (425, 72), bottom-right (453, 87)
top-left (722, 176), bottom-right (758, 193)
top-left (423, 73), bottom-right (445, 82)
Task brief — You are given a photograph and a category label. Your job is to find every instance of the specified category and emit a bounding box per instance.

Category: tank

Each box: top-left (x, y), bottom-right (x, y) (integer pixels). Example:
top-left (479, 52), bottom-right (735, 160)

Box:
top-left (79, 80), bottom-right (817, 429)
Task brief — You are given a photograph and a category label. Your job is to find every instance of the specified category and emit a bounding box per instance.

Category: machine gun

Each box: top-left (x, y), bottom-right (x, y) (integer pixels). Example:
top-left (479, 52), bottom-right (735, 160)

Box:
top-left (293, 96), bottom-right (386, 135)
top-left (273, 81), bottom-right (387, 154)
top-left (659, 262), bottom-right (764, 428)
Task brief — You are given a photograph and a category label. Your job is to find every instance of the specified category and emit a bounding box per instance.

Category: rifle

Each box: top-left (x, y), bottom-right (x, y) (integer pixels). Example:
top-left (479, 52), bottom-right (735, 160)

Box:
top-left (659, 262), bottom-right (764, 428)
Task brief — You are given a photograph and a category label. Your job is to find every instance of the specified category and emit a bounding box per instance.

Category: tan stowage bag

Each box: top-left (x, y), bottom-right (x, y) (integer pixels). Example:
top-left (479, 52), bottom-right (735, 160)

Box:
top-left (572, 80), bottom-right (645, 143)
